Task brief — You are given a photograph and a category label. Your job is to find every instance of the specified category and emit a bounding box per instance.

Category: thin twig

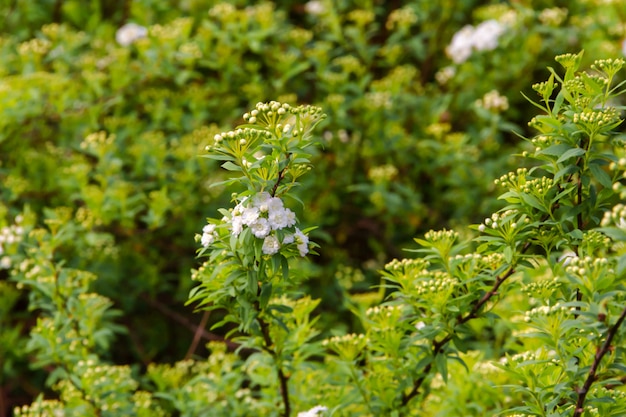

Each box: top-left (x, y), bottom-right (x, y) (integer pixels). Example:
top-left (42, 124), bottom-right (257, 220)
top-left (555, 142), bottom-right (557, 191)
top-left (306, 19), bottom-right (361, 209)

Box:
top-left (257, 314), bottom-right (290, 417)
top-left (185, 310), bottom-right (211, 360)
top-left (271, 153), bottom-right (291, 197)
top-left (402, 241), bottom-right (532, 406)
top-left (141, 295), bottom-right (242, 351)
top-left (573, 304), bottom-right (626, 417)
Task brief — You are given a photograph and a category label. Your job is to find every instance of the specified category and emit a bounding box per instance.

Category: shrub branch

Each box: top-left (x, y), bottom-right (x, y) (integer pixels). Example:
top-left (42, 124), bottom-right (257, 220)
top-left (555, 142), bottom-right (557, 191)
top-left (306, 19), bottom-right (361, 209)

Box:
top-left (573, 304), bottom-right (626, 417)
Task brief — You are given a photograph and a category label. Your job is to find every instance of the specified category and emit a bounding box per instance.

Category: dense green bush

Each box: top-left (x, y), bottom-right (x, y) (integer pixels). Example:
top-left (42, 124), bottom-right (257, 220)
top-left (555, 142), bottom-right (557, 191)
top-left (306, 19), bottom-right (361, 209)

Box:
top-left (1, 1), bottom-right (626, 416)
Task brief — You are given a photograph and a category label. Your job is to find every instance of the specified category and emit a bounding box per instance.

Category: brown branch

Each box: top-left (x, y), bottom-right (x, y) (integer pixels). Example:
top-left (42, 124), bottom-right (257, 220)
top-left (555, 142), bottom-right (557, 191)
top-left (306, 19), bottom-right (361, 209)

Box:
top-left (0, 384), bottom-right (6, 417)
top-left (185, 310), bottom-right (211, 360)
top-left (402, 241), bottom-right (532, 406)
top-left (141, 295), bottom-right (242, 352)
top-left (257, 314), bottom-right (290, 417)
top-left (271, 153), bottom-right (291, 197)
top-left (573, 304), bottom-right (626, 417)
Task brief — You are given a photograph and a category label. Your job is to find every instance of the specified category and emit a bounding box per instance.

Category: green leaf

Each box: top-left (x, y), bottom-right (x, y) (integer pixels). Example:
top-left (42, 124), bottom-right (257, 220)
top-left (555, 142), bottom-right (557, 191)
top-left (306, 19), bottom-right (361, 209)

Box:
top-left (556, 147), bottom-right (585, 163)
top-left (221, 161), bottom-right (242, 171)
top-left (435, 352), bottom-right (448, 383)
top-left (589, 162), bottom-right (612, 188)
top-left (259, 282), bottom-right (272, 309)
top-left (537, 143), bottom-right (571, 157)
top-left (520, 193), bottom-right (546, 212)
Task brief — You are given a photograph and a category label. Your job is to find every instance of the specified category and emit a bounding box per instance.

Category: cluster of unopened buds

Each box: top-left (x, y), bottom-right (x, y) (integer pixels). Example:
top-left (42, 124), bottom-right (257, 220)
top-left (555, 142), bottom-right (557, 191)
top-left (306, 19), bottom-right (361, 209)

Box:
top-left (478, 209), bottom-right (528, 232)
top-left (565, 256), bottom-right (613, 279)
top-left (322, 333), bottom-right (367, 361)
top-left (384, 258), bottom-right (430, 275)
top-left (572, 107), bottom-right (619, 131)
top-left (365, 305), bottom-right (404, 329)
top-left (451, 252), bottom-right (506, 272)
top-left (475, 90), bottom-right (509, 112)
top-left (414, 271), bottom-right (457, 296)
top-left (523, 304), bottom-right (570, 322)
top-left (600, 203), bottom-right (626, 228)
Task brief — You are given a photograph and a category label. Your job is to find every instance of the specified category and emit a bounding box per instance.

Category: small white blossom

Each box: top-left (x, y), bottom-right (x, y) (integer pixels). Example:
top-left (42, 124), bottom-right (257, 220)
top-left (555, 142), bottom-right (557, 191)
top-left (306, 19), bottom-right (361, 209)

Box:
top-left (231, 216), bottom-right (244, 236)
top-left (472, 20), bottom-right (505, 51)
top-left (304, 1), bottom-right (325, 16)
top-left (0, 256), bottom-right (10, 269)
top-left (446, 25), bottom-right (475, 64)
top-left (297, 405), bottom-right (328, 417)
top-left (241, 207), bottom-right (260, 225)
top-left (269, 208), bottom-right (296, 230)
top-left (446, 19), bottom-right (506, 64)
top-left (249, 218), bottom-right (271, 238)
top-left (294, 228), bottom-right (309, 257)
top-left (558, 250), bottom-right (578, 266)
top-left (115, 23), bottom-right (148, 46)
top-left (200, 224), bottom-right (217, 248)
top-left (262, 235), bottom-right (280, 255)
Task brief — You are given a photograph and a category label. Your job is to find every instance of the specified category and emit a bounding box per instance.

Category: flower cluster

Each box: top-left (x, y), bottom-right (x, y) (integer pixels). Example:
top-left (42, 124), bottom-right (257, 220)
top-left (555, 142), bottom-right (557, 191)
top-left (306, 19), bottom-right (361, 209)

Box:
top-left (365, 305), bottom-right (404, 330)
top-left (538, 7), bottom-right (568, 26)
top-left (446, 19), bottom-right (507, 64)
top-left (0, 216), bottom-right (24, 269)
top-left (522, 304), bottom-right (570, 322)
top-left (115, 23), bottom-right (148, 46)
top-left (414, 272), bottom-right (457, 297)
top-left (384, 257), bottom-right (430, 275)
top-left (475, 90), bottom-right (509, 112)
top-left (600, 203), bottom-right (626, 228)
top-left (200, 192), bottom-right (309, 257)
top-left (478, 209), bottom-right (525, 232)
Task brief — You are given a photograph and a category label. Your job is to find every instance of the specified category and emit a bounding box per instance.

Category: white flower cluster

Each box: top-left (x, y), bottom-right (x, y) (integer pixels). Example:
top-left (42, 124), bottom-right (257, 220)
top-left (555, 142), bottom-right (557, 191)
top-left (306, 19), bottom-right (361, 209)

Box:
top-left (115, 23), bottom-right (148, 47)
top-left (475, 89), bottom-right (509, 112)
top-left (446, 19), bottom-right (507, 64)
top-left (201, 192), bottom-right (309, 257)
top-left (0, 216), bottom-right (24, 269)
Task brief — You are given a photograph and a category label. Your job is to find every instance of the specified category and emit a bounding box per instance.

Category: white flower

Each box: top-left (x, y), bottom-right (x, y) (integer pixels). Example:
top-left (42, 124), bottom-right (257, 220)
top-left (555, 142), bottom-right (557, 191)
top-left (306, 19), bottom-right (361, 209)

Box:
top-left (249, 218), bottom-right (271, 238)
top-left (252, 192), bottom-right (272, 209)
top-left (0, 256), bottom-right (10, 269)
top-left (283, 234), bottom-right (295, 245)
top-left (268, 196), bottom-right (284, 212)
top-left (558, 250), bottom-right (578, 266)
top-left (269, 208), bottom-right (297, 230)
top-left (415, 321), bottom-right (426, 330)
top-left (297, 405), bottom-right (328, 417)
top-left (241, 206), bottom-right (260, 225)
top-left (201, 233), bottom-right (215, 247)
top-left (115, 23), bottom-right (147, 46)
top-left (231, 216), bottom-right (244, 236)
top-left (446, 20), bottom-right (506, 64)
top-left (294, 228), bottom-right (309, 257)
top-left (262, 235), bottom-right (280, 255)
top-left (472, 19), bottom-right (505, 51)
top-left (304, 1), bottom-right (325, 15)
top-left (446, 25), bottom-right (475, 64)
top-left (200, 224), bottom-right (217, 248)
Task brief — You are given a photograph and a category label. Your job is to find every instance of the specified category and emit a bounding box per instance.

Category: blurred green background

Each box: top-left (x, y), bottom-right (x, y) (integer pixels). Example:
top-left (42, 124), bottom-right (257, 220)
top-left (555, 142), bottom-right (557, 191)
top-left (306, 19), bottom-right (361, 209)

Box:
top-left (1, 0), bottom-right (625, 414)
